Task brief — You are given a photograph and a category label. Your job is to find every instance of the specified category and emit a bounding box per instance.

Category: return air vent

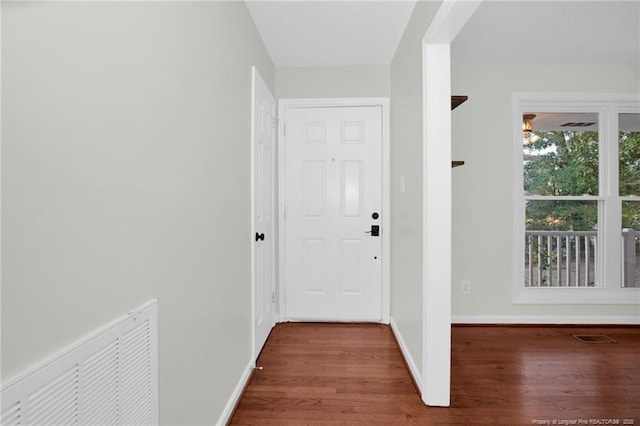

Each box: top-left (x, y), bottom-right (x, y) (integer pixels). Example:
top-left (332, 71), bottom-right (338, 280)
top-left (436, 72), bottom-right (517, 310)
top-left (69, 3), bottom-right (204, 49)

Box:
top-left (573, 334), bottom-right (617, 343)
top-left (1, 300), bottom-right (158, 426)
top-left (559, 122), bottom-right (596, 127)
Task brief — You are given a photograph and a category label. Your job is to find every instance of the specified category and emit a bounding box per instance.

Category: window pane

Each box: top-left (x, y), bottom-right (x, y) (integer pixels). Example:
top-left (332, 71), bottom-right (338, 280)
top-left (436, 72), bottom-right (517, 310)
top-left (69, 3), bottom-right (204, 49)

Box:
top-left (619, 113), bottom-right (640, 197)
top-left (523, 112), bottom-right (599, 196)
top-left (622, 201), bottom-right (640, 288)
top-left (524, 200), bottom-right (598, 287)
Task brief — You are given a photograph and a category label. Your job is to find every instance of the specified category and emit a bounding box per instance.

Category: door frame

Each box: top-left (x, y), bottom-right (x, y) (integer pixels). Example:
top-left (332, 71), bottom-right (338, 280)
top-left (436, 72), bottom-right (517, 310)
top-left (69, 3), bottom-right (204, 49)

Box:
top-left (277, 97), bottom-right (391, 323)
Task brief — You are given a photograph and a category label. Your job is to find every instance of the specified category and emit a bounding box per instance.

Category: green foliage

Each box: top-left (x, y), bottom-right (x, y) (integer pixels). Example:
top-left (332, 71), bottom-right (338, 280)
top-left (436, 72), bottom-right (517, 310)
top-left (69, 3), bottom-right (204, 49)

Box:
top-left (619, 131), bottom-right (640, 197)
top-left (524, 130), bottom-right (598, 197)
top-left (620, 131), bottom-right (640, 230)
top-left (526, 200), bottom-right (597, 231)
top-left (622, 201), bottom-right (640, 230)
top-left (524, 130), bottom-right (640, 231)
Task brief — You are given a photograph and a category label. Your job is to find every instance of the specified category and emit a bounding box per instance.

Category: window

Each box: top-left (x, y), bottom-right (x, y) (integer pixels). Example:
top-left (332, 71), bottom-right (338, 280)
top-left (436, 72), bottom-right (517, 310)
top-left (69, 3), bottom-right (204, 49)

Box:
top-left (620, 113), bottom-right (640, 288)
top-left (514, 94), bottom-right (640, 304)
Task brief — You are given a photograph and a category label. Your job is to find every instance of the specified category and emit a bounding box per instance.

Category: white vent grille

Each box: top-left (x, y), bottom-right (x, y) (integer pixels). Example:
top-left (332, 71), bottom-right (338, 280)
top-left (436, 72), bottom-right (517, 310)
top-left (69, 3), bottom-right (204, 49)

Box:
top-left (1, 300), bottom-right (158, 426)
top-left (1, 401), bottom-right (22, 426)
top-left (26, 365), bottom-right (80, 426)
top-left (79, 340), bottom-right (119, 425)
top-left (120, 320), bottom-right (153, 426)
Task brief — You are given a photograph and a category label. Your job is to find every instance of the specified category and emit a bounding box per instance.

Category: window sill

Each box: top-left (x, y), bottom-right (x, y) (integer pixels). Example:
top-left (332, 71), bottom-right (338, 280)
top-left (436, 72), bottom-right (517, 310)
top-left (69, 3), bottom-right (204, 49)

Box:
top-left (513, 287), bottom-right (640, 305)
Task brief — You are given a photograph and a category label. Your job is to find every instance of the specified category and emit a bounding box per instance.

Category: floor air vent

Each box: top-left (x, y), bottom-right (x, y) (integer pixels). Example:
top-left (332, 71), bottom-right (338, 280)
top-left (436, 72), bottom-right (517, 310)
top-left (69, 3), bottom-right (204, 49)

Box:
top-left (573, 334), bottom-right (618, 343)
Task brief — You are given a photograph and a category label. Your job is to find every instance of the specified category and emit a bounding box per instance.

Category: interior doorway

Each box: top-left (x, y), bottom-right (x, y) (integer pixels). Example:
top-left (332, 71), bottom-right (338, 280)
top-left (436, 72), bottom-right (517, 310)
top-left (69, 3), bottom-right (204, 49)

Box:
top-left (278, 98), bottom-right (390, 323)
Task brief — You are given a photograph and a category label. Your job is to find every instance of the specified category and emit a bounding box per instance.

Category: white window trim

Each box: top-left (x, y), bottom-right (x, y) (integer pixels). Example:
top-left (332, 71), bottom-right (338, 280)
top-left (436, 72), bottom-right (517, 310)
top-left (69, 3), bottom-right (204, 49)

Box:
top-left (513, 92), bottom-right (640, 305)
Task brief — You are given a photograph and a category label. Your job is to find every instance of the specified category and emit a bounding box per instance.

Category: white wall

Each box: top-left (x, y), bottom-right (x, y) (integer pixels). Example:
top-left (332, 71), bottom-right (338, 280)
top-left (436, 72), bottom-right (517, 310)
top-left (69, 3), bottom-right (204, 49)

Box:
top-left (451, 63), bottom-right (640, 321)
top-left (1, 2), bottom-right (274, 423)
top-left (389, 1), bottom-right (441, 375)
top-left (276, 65), bottom-right (390, 98)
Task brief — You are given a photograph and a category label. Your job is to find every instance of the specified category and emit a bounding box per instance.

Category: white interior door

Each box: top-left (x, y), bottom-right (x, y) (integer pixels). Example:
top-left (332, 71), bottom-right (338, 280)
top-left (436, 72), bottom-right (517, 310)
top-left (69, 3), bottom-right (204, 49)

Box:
top-left (251, 67), bottom-right (275, 358)
top-left (283, 104), bottom-right (383, 321)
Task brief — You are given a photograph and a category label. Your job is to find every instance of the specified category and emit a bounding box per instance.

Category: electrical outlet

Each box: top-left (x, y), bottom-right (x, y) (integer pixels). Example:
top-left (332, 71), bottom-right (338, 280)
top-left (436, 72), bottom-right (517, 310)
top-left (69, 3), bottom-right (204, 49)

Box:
top-left (461, 280), bottom-right (471, 294)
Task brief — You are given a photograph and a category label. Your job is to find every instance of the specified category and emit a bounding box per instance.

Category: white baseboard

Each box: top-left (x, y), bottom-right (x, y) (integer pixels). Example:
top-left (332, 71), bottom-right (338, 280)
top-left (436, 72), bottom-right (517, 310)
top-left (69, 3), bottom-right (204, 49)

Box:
top-left (216, 359), bottom-right (254, 426)
top-left (389, 317), bottom-right (422, 391)
top-left (451, 315), bottom-right (640, 325)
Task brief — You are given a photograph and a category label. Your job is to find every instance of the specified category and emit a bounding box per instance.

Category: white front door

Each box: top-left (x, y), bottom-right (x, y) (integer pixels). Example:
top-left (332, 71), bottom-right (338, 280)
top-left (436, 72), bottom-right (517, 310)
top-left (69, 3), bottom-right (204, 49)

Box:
top-left (282, 104), bottom-right (383, 321)
top-left (251, 67), bottom-right (275, 358)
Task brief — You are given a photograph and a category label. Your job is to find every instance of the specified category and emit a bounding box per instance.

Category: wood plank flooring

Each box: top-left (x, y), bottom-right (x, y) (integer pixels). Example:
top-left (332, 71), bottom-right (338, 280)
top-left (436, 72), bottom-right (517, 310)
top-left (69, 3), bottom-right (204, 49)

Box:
top-left (229, 323), bottom-right (640, 425)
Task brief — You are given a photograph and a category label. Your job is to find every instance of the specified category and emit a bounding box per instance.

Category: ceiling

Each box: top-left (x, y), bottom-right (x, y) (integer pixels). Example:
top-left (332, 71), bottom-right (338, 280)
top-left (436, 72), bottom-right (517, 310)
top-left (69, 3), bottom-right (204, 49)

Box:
top-left (452, 1), bottom-right (640, 66)
top-left (527, 112), bottom-right (640, 132)
top-left (245, 0), bottom-right (417, 67)
top-left (245, 0), bottom-right (640, 69)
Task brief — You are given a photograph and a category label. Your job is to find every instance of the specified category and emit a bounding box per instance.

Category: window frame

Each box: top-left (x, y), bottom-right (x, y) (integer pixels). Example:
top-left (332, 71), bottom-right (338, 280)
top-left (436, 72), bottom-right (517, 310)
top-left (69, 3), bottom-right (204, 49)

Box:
top-left (513, 93), bottom-right (640, 305)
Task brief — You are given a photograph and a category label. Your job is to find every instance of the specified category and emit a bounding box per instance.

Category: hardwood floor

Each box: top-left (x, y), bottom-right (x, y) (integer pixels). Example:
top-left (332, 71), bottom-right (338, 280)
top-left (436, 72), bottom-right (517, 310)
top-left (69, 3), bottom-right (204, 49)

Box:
top-left (229, 323), bottom-right (640, 425)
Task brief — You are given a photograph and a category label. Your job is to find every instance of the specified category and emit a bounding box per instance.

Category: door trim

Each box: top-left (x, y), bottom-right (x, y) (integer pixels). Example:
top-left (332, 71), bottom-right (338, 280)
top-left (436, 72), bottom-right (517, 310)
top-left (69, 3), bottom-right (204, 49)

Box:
top-left (278, 98), bottom-right (391, 323)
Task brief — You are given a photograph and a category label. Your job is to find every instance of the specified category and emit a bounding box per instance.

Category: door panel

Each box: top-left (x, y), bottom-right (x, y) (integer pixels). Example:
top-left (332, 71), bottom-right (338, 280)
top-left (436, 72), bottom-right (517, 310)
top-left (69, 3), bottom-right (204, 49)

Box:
top-left (342, 161), bottom-right (363, 217)
top-left (284, 106), bottom-right (382, 321)
top-left (303, 239), bottom-right (326, 293)
top-left (252, 68), bottom-right (275, 357)
top-left (303, 162), bottom-right (326, 217)
top-left (340, 239), bottom-right (363, 294)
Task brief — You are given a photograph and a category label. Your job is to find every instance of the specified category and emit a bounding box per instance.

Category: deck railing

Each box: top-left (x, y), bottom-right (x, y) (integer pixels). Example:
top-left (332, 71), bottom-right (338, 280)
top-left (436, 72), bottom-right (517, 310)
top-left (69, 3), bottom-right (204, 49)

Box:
top-left (524, 229), bottom-right (639, 288)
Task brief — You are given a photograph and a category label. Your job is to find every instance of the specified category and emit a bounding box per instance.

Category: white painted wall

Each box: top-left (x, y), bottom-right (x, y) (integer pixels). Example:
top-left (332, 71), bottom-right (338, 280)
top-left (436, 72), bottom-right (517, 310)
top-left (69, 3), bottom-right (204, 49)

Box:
top-left (451, 62), bottom-right (640, 321)
top-left (1, 2), bottom-right (274, 423)
top-left (389, 1), bottom-right (441, 376)
top-left (275, 65), bottom-right (390, 98)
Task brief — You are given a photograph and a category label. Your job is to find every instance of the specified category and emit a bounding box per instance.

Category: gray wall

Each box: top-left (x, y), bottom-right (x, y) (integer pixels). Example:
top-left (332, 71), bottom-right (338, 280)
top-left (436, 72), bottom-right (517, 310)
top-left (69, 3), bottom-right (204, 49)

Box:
top-left (451, 62), bottom-right (640, 320)
top-left (1, 2), bottom-right (274, 423)
top-left (389, 1), bottom-right (441, 375)
top-left (276, 65), bottom-right (390, 98)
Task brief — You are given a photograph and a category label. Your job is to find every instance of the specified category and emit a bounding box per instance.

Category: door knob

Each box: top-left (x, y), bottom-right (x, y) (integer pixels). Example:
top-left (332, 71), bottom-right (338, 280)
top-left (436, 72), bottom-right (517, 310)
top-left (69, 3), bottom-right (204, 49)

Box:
top-left (255, 232), bottom-right (265, 242)
top-left (365, 225), bottom-right (380, 237)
